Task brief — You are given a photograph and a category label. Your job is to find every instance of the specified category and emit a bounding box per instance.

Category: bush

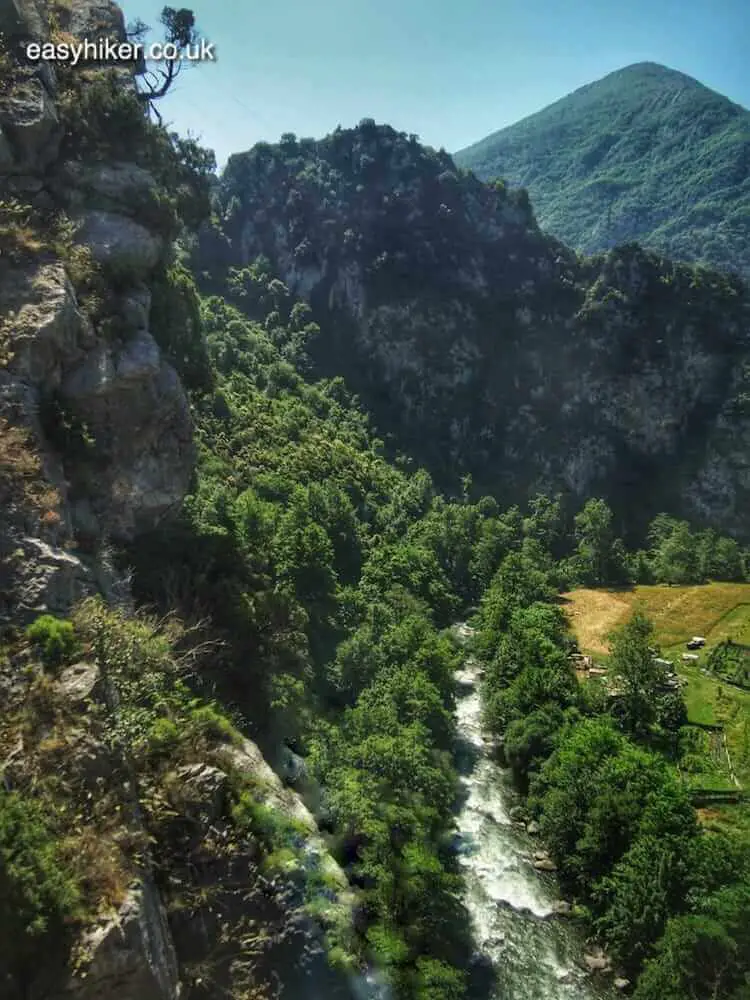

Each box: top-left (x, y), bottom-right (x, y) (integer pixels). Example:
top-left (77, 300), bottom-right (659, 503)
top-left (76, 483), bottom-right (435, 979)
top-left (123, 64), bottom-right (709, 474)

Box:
top-left (231, 788), bottom-right (308, 851)
top-left (25, 615), bottom-right (78, 671)
top-left (188, 703), bottom-right (239, 744)
top-left (0, 791), bottom-right (80, 990)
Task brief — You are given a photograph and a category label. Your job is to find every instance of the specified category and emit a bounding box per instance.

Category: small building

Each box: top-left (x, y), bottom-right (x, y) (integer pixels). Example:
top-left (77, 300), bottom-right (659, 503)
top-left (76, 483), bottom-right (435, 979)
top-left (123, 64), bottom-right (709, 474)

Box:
top-left (687, 637), bottom-right (706, 650)
top-left (682, 653), bottom-right (700, 663)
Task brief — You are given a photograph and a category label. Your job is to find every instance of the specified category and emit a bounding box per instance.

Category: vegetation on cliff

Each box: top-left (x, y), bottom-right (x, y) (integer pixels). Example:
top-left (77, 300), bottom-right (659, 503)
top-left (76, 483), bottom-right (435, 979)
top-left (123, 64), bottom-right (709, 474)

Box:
top-left (202, 122), bottom-right (750, 541)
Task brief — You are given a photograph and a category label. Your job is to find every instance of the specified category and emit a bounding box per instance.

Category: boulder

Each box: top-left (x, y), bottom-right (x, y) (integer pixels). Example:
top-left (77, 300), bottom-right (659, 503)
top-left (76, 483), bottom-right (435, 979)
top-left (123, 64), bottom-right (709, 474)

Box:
top-left (65, 0), bottom-right (127, 42)
top-left (14, 537), bottom-right (90, 620)
top-left (583, 950), bottom-right (612, 973)
top-left (3, 262), bottom-right (92, 387)
top-left (60, 332), bottom-right (194, 542)
top-left (526, 820), bottom-right (540, 835)
top-left (279, 744), bottom-right (308, 785)
top-left (170, 762), bottom-right (229, 826)
top-left (0, 73), bottom-right (62, 171)
top-left (68, 730), bottom-right (116, 788)
top-left (76, 211), bottom-right (164, 278)
top-left (0, 0), bottom-right (47, 39)
top-left (57, 661), bottom-right (105, 708)
top-left (552, 900), bottom-right (572, 916)
top-left (60, 161), bottom-right (158, 214)
top-left (533, 857), bottom-right (558, 872)
top-left (614, 978), bottom-right (631, 992)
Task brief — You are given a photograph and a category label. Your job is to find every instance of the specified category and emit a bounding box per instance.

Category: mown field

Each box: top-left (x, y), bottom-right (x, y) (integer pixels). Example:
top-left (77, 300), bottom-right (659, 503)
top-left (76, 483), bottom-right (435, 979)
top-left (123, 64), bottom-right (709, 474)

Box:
top-left (562, 584), bottom-right (750, 793)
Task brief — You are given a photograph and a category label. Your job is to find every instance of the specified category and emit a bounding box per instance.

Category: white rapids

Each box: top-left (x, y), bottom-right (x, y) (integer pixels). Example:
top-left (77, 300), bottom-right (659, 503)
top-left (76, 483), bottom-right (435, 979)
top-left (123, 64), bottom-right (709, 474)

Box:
top-left (453, 646), bottom-right (612, 1000)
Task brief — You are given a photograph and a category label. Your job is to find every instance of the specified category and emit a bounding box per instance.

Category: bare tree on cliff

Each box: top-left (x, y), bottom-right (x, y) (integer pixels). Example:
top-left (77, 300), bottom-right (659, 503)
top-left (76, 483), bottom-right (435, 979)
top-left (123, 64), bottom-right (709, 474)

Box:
top-left (128, 7), bottom-right (197, 124)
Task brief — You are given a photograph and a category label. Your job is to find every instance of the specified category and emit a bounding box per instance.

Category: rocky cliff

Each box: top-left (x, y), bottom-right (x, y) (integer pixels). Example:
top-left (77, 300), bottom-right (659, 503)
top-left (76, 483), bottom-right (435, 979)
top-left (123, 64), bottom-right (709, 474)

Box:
top-left (0, 0), bottom-right (193, 622)
top-left (0, 4), bottom-right (364, 999)
top-left (203, 124), bottom-right (750, 540)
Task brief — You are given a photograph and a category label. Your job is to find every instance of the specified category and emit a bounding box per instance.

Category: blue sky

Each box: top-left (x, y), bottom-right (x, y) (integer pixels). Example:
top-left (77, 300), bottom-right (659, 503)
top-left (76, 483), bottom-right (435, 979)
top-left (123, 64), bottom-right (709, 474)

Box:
top-left (125, 0), bottom-right (750, 168)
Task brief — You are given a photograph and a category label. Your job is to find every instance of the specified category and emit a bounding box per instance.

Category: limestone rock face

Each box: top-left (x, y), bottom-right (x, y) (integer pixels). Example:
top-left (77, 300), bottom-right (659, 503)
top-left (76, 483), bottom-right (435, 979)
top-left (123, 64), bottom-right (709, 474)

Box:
top-left (0, 0), bottom-right (48, 39)
top-left (0, 73), bottom-right (62, 172)
top-left (76, 210), bottom-right (166, 277)
top-left (0, 0), bottom-right (194, 621)
top-left (56, 880), bottom-right (181, 1000)
top-left (60, 328), bottom-right (194, 540)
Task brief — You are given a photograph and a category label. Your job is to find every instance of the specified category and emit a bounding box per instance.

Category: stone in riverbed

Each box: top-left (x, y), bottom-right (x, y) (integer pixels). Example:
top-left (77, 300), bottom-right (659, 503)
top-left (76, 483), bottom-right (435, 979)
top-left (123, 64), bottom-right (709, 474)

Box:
top-left (534, 857), bottom-right (558, 872)
top-left (583, 950), bottom-right (612, 973)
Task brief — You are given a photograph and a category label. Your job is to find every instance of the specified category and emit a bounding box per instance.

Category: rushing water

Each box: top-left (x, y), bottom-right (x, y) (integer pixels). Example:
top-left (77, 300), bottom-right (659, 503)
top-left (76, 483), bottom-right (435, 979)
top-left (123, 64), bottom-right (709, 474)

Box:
top-left (454, 647), bottom-right (612, 1000)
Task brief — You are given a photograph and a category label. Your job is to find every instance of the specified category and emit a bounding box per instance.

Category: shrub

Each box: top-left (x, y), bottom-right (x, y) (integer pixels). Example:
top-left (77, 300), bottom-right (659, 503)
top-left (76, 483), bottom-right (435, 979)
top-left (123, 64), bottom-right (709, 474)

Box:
top-left (25, 615), bottom-right (78, 671)
top-left (0, 791), bottom-right (80, 989)
top-left (188, 703), bottom-right (239, 744)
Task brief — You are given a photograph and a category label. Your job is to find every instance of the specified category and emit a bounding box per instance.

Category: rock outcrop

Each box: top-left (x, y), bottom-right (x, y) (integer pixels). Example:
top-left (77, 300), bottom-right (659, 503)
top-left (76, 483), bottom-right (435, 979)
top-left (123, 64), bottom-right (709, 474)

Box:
top-left (0, 0), bottom-right (194, 626)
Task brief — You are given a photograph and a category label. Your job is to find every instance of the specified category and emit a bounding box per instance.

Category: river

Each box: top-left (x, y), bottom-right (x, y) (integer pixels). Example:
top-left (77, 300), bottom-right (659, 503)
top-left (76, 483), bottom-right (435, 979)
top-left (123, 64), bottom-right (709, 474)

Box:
top-left (454, 638), bottom-right (613, 1000)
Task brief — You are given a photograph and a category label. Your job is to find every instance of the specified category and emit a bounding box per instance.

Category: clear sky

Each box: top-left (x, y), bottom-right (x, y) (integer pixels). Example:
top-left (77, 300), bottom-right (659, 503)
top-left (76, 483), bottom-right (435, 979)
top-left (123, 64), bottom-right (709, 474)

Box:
top-left (124, 0), bottom-right (750, 168)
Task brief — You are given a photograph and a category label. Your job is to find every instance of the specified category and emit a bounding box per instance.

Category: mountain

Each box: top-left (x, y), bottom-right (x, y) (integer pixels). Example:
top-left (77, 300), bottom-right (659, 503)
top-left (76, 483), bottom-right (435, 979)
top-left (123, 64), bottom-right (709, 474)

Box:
top-left (201, 121), bottom-right (750, 542)
top-left (454, 63), bottom-right (750, 278)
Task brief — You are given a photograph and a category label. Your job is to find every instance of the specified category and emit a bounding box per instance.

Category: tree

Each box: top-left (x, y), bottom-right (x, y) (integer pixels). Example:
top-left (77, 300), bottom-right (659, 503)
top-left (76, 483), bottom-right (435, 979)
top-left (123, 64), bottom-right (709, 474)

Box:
top-left (652, 520), bottom-right (698, 584)
top-left (594, 834), bottom-right (692, 976)
top-left (634, 914), bottom-right (738, 1000)
top-left (609, 611), bottom-right (663, 737)
top-left (522, 493), bottom-right (563, 553)
top-left (134, 8), bottom-right (198, 120)
top-left (573, 498), bottom-right (627, 585)
top-left (503, 704), bottom-right (567, 785)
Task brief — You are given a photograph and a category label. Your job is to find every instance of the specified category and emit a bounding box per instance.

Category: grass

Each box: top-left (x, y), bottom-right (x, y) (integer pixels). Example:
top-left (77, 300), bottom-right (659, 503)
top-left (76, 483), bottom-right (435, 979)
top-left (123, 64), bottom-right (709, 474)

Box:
top-left (562, 583), bottom-right (750, 654)
top-left (0, 419), bottom-right (61, 517)
top-left (563, 583), bottom-right (750, 791)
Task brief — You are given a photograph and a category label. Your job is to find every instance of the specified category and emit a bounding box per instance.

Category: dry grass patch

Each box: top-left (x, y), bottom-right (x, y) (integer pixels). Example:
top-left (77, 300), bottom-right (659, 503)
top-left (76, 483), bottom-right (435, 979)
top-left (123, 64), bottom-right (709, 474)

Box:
top-left (0, 418), bottom-right (61, 515)
top-left (559, 588), bottom-right (633, 655)
top-left (562, 583), bottom-right (750, 654)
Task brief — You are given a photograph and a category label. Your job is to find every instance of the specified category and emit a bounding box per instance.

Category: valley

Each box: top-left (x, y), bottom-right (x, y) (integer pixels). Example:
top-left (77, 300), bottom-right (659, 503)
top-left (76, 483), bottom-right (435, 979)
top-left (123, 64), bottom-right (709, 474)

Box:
top-left (0, 3), bottom-right (749, 1000)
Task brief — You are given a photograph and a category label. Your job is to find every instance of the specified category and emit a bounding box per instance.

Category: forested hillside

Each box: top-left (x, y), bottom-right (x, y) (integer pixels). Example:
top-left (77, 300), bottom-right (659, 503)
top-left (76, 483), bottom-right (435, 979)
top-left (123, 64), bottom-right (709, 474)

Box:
top-left (455, 63), bottom-right (750, 279)
top-left (201, 121), bottom-right (750, 542)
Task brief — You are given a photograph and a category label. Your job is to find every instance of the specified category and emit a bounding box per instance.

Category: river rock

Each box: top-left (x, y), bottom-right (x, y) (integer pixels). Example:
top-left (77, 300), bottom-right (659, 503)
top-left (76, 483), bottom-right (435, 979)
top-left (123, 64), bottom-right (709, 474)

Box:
top-left (552, 900), bottom-right (572, 915)
top-left (534, 857), bottom-right (558, 872)
top-left (526, 820), bottom-right (540, 835)
top-left (614, 977), bottom-right (631, 992)
top-left (509, 805), bottom-right (526, 822)
top-left (583, 950), bottom-right (612, 973)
